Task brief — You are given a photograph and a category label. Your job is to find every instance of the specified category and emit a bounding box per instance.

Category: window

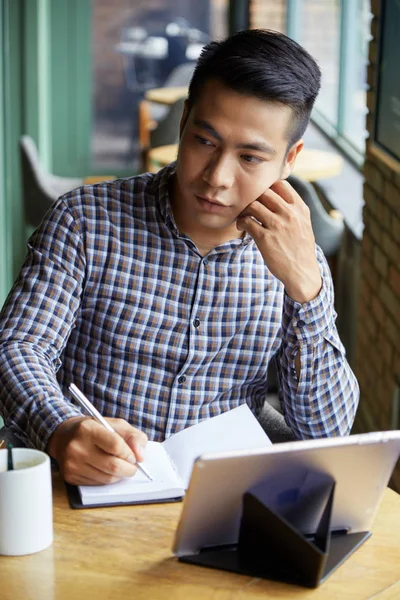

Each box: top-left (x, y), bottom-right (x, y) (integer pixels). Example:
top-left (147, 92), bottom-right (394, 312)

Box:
top-left (251, 0), bottom-right (372, 166)
top-left (341, 0), bottom-right (372, 154)
top-left (287, 0), bottom-right (372, 165)
top-left (295, 1), bottom-right (341, 127)
top-left (91, 0), bottom-right (228, 173)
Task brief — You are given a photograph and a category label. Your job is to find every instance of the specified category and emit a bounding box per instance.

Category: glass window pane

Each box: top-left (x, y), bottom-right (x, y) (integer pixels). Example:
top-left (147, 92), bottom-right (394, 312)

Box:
top-left (297, 0), bottom-right (341, 128)
top-left (91, 0), bottom-right (228, 172)
top-left (342, 0), bottom-right (371, 153)
top-left (249, 0), bottom-right (286, 33)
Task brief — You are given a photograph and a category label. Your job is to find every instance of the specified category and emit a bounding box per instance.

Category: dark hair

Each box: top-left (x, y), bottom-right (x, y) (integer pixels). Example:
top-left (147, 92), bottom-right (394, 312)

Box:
top-left (187, 29), bottom-right (321, 148)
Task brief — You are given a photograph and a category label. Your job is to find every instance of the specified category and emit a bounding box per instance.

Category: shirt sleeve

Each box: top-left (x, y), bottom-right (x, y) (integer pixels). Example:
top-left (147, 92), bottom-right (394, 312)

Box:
top-left (276, 245), bottom-right (359, 439)
top-left (0, 198), bottom-right (86, 450)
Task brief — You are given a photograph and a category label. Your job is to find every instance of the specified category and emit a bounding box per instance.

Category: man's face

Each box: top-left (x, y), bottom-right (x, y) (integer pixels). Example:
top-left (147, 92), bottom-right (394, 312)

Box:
top-left (172, 79), bottom-right (303, 242)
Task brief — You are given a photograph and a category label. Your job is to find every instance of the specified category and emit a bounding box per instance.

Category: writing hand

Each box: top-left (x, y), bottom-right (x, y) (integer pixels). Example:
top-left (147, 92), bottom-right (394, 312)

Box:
top-left (236, 180), bottom-right (322, 303)
top-left (47, 416), bottom-right (148, 485)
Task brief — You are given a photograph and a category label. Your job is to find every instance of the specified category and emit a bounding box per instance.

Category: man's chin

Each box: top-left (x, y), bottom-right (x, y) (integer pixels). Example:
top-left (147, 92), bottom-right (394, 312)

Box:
top-left (196, 214), bottom-right (241, 232)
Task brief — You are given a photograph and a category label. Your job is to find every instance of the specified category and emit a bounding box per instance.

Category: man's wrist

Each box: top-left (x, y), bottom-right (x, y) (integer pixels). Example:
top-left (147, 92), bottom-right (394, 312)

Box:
top-left (47, 416), bottom-right (87, 461)
top-left (284, 274), bottom-right (322, 304)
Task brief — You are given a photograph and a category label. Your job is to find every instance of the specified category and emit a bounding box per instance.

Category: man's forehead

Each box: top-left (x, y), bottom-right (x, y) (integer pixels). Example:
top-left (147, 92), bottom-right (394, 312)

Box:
top-left (187, 88), bottom-right (294, 152)
top-left (192, 78), bottom-right (293, 121)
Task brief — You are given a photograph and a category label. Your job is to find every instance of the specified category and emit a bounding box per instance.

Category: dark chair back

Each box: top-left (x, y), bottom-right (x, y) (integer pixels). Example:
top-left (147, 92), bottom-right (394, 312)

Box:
top-left (19, 135), bottom-right (83, 227)
top-left (287, 174), bottom-right (344, 257)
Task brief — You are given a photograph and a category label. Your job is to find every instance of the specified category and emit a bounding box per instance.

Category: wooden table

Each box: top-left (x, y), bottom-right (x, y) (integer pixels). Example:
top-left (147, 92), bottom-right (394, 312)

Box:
top-left (147, 145), bottom-right (344, 182)
top-left (83, 176), bottom-right (115, 185)
top-left (292, 148), bottom-right (344, 181)
top-left (1, 473), bottom-right (399, 600)
top-left (145, 86), bottom-right (188, 106)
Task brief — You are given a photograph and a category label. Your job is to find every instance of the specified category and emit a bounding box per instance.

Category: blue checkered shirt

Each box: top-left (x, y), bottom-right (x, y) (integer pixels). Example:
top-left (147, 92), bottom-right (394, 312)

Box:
top-left (0, 164), bottom-right (359, 450)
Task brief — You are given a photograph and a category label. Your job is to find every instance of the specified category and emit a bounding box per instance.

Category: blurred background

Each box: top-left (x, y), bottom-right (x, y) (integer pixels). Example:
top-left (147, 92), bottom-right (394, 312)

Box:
top-left (91, 0), bottom-right (227, 170)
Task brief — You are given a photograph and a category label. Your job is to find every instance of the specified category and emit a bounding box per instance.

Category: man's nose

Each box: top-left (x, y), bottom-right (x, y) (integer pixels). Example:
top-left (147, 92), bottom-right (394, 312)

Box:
top-left (202, 152), bottom-right (234, 189)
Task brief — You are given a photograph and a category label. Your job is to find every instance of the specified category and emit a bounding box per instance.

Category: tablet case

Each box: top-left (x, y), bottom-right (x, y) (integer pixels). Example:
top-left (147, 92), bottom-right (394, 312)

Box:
top-left (179, 477), bottom-right (371, 588)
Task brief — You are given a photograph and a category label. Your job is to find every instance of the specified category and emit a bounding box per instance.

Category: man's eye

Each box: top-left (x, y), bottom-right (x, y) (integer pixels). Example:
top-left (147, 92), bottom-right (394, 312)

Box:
top-left (194, 135), bottom-right (213, 146)
top-left (242, 155), bottom-right (263, 164)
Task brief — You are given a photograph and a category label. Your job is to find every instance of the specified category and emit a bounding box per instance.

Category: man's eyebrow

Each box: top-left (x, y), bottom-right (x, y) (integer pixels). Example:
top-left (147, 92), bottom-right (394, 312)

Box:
top-left (193, 118), bottom-right (277, 155)
top-left (239, 142), bottom-right (277, 156)
top-left (193, 119), bottom-right (223, 141)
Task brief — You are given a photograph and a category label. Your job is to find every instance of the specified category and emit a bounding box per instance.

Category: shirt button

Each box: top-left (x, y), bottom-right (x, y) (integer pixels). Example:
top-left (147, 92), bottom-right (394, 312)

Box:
top-left (178, 375), bottom-right (186, 384)
top-left (203, 259), bottom-right (208, 266)
top-left (193, 318), bottom-right (200, 328)
top-left (297, 320), bottom-right (306, 328)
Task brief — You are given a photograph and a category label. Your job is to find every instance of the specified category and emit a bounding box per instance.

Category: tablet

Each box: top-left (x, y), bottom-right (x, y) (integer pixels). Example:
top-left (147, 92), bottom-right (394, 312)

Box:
top-left (173, 430), bottom-right (400, 557)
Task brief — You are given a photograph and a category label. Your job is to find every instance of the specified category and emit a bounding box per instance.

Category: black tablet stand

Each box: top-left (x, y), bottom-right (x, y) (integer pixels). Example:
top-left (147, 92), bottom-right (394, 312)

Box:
top-left (179, 480), bottom-right (371, 588)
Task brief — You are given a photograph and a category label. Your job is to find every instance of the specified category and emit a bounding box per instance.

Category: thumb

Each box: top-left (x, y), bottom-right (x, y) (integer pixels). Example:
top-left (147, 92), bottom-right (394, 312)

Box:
top-left (236, 217), bottom-right (246, 231)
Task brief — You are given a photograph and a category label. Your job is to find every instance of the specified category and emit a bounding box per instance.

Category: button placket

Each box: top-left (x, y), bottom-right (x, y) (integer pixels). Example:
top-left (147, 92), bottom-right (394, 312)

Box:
top-left (165, 255), bottom-right (209, 433)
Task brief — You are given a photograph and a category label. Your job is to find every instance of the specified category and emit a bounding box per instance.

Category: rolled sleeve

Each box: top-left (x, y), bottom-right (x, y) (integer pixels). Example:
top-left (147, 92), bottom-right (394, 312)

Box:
top-left (277, 246), bottom-right (359, 439)
top-left (284, 274), bottom-right (337, 346)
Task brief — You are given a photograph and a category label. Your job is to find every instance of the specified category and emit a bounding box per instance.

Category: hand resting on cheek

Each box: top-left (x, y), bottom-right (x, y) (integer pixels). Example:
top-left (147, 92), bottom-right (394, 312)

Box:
top-left (236, 180), bottom-right (322, 304)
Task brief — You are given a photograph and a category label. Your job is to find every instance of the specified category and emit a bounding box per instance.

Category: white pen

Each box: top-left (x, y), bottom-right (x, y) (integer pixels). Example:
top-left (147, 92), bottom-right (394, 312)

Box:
top-left (68, 383), bottom-right (153, 481)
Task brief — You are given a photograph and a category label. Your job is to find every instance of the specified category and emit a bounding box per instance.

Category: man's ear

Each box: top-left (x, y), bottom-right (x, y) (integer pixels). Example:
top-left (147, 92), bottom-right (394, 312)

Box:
top-left (179, 100), bottom-right (190, 138)
top-left (280, 139), bottom-right (304, 180)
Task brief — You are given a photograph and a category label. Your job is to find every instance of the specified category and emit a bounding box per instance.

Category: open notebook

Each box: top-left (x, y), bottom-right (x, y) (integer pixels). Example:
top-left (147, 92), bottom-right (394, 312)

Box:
top-left (67, 404), bottom-right (272, 508)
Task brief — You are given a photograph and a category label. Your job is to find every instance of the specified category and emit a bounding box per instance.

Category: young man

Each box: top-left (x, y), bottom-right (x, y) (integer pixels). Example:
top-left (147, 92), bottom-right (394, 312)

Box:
top-left (0, 29), bottom-right (358, 485)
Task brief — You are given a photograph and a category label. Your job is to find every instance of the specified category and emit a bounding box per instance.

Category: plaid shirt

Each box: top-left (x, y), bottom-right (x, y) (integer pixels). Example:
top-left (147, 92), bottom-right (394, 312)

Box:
top-left (0, 164), bottom-right (358, 451)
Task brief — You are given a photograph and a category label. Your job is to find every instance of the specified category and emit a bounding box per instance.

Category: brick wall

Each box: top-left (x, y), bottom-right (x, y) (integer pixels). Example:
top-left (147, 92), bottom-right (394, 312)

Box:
top-left (354, 0), bottom-right (400, 492)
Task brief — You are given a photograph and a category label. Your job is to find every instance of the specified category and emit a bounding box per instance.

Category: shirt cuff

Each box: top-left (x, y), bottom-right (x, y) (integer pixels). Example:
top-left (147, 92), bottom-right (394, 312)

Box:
top-left (282, 276), bottom-right (336, 346)
top-left (22, 396), bottom-right (84, 452)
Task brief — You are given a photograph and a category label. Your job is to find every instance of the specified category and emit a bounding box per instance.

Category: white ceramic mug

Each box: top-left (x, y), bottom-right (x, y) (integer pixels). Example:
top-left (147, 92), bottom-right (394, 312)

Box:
top-left (0, 448), bottom-right (53, 555)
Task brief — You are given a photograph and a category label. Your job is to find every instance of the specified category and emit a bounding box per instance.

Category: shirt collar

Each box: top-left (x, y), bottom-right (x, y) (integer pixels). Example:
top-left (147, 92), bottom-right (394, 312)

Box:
top-left (151, 161), bottom-right (179, 234)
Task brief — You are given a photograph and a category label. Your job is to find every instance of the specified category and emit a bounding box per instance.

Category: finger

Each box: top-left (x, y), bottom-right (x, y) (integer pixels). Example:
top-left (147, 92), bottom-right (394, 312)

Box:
top-left (236, 215), bottom-right (271, 240)
top-left (87, 420), bottom-right (138, 464)
top-left (86, 446), bottom-right (138, 479)
top-left (64, 461), bottom-right (130, 486)
top-left (259, 189), bottom-right (290, 212)
top-left (107, 418), bottom-right (148, 462)
top-left (71, 475), bottom-right (101, 485)
top-left (240, 200), bottom-right (278, 227)
top-left (241, 189), bottom-right (290, 222)
top-left (62, 470), bottom-right (101, 486)
top-left (270, 179), bottom-right (299, 204)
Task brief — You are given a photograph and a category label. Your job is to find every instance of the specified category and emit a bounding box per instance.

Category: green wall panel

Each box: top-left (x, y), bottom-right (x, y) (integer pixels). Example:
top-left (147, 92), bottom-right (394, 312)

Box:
top-left (23, 0), bottom-right (52, 170)
top-left (0, 0), bottom-right (93, 301)
top-left (50, 0), bottom-right (91, 177)
top-left (0, 0), bottom-right (9, 305)
top-left (0, 0), bottom-right (26, 428)
top-left (0, 0), bottom-right (25, 304)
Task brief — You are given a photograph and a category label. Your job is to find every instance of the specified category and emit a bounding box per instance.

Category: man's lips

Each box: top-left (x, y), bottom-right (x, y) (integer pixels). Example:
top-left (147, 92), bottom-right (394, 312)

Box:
top-left (196, 195), bottom-right (228, 207)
